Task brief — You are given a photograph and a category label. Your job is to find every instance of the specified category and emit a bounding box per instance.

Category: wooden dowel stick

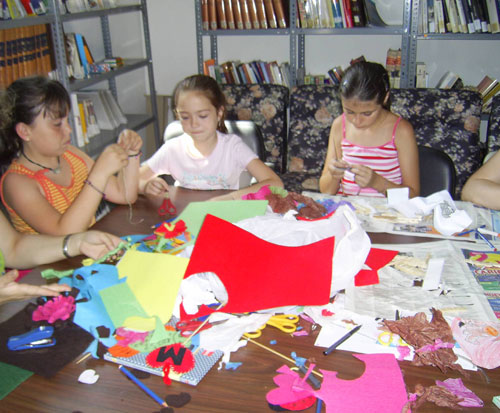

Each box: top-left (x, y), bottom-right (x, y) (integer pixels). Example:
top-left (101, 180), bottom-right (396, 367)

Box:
top-left (246, 337), bottom-right (323, 378)
top-left (75, 352), bottom-right (91, 364)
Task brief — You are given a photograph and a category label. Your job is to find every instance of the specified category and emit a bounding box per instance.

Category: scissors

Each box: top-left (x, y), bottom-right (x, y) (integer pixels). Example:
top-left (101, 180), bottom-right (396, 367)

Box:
top-left (244, 314), bottom-right (299, 338)
top-left (175, 319), bottom-right (213, 337)
top-left (158, 196), bottom-right (177, 216)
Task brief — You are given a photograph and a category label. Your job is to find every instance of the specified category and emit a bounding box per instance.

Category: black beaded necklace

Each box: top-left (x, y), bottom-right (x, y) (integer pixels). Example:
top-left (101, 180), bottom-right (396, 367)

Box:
top-left (21, 150), bottom-right (61, 174)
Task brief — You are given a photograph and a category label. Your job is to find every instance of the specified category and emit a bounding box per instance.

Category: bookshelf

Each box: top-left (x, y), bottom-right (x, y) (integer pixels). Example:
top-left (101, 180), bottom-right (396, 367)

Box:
top-left (195, 0), bottom-right (414, 88)
top-left (1, 0), bottom-right (161, 158)
top-left (405, 0), bottom-right (500, 88)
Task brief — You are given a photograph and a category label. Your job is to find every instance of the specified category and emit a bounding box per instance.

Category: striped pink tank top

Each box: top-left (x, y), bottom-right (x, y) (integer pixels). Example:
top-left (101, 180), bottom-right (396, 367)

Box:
top-left (340, 114), bottom-right (402, 197)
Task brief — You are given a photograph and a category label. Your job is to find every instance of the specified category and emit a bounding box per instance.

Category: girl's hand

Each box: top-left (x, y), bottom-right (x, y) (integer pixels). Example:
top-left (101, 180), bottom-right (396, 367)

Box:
top-left (143, 177), bottom-right (170, 197)
top-left (117, 129), bottom-right (143, 154)
top-left (328, 159), bottom-right (350, 181)
top-left (94, 144), bottom-right (130, 176)
top-left (349, 164), bottom-right (377, 188)
top-left (0, 270), bottom-right (71, 304)
top-left (70, 231), bottom-right (123, 260)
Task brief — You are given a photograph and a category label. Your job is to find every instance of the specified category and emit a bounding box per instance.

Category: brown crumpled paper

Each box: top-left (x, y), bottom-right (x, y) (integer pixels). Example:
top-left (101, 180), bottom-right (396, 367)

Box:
top-left (266, 192), bottom-right (326, 219)
top-left (383, 308), bottom-right (466, 376)
top-left (403, 383), bottom-right (465, 411)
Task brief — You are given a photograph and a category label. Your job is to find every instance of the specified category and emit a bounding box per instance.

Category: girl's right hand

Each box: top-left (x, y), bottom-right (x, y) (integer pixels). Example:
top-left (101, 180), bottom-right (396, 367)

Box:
top-left (143, 177), bottom-right (170, 197)
top-left (328, 159), bottom-right (350, 181)
top-left (93, 144), bottom-right (130, 176)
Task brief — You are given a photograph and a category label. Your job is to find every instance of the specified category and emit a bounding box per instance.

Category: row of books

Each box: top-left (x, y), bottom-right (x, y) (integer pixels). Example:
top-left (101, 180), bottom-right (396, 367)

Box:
top-left (203, 58), bottom-right (290, 86)
top-left (0, 25), bottom-right (54, 88)
top-left (0, 0), bottom-right (117, 19)
top-left (202, 0), bottom-right (287, 30)
top-left (420, 0), bottom-right (500, 34)
top-left (297, 0), bottom-right (367, 29)
top-left (70, 89), bottom-right (127, 147)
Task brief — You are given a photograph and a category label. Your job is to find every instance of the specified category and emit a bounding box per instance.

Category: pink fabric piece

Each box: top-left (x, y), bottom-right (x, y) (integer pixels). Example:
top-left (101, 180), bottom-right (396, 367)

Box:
top-left (396, 345), bottom-right (411, 360)
top-left (435, 378), bottom-right (483, 407)
top-left (451, 317), bottom-right (500, 369)
top-left (115, 327), bottom-right (149, 346)
top-left (266, 365), bottom-right (315, 406)
top-left (321, 309), bottom-right (334, 316)
top-left (292, 330), bottom-right (308, 337)
top-left (183, 214), bottom-right (334, 315)
top-left (241, 184), bottom-right (271, 200)
top-left (416, 338), bottom-right (454, 353)
top-left (314, 353), bottom-right (408, 413)
top-left (32, 295), bottom-right (75, 323)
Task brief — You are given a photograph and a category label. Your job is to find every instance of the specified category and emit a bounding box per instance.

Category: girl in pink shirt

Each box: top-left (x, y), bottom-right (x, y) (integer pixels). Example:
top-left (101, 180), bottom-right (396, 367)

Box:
top-left (139, 75), bottom-right (282, 200)
top-left (320, 61), bottom-right (419, 198)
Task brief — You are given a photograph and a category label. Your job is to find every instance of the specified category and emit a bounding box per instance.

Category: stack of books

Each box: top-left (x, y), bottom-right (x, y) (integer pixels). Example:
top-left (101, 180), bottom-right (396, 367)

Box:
top-left (477, 75), bottom-right (500, 112)
top-left (386, 48), bottom-right (401, 89)
top-left (70, 90), bottom-right (127, 147)
top-left (203, 58), bottom-right (290, 86)
top-left (202, 0), bottom-right (288, 30)
top-left (0, 25), bottom-right (54, 88)
top-left (435, 70), bottom-right (464, 89)
top-left (58, 0), bottom-right (117, 14)
top-left (297, 0), bottom-right (368, 29)
top-left (420, 0), bottom-right (500, 34)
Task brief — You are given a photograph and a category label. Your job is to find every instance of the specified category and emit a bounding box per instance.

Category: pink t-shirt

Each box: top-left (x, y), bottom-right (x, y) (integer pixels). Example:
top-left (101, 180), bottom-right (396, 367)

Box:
top-left (145, 131), bottom-right (257, 190)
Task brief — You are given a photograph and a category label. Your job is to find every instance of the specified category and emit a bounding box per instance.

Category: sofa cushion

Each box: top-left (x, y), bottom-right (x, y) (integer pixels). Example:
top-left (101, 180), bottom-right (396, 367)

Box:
top-left (487, 95), bottom-right (500, 154)
top-left (281, 84), bottom-right (342, 193)
top-left (221, 84), bottom-right (289, 173)
top-left (390, 88), bottom-right (483, 197)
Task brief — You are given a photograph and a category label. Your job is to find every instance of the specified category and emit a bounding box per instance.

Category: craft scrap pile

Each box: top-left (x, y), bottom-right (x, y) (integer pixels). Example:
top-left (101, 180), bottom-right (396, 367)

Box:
top-left (7, 186), bottom-right (500, 412)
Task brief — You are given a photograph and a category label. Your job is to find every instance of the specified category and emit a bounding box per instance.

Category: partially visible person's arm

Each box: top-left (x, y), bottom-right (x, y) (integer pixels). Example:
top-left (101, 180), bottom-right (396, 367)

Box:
top-left (0, 212), bottom-right (122, 269)
top-left (0, 270), bottom-right (71, 304)
top-left (462, 150), bottom-right (500, 209)
top-left (319, 117), bottom-right (345, 194)
top-left (139, 164), bottom-right (169, 196)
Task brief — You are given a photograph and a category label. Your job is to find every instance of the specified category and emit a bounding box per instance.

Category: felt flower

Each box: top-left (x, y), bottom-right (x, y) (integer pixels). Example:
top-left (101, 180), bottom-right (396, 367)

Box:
top-left (32, 295), bottom-right (75, 323)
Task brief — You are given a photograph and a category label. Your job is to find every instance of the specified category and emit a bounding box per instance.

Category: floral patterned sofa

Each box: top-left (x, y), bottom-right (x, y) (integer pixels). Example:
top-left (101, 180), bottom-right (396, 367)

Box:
top-left (486, 95), bottom-right (500, 154)
top-left (390, 88), bottom-right (484, 197)
top-left (279, 84), bottom-right (342, 193)
top-left (221, 84), bottom-right (289, 173)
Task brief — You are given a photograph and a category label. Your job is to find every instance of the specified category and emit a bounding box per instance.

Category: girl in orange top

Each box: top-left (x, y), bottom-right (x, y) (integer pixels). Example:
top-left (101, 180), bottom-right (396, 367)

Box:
top-left (0, 76), bottom-right (142, 235)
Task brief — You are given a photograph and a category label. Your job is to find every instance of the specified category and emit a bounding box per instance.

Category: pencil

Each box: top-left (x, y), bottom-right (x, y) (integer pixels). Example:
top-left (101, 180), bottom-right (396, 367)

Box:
top-left (475, 230), bottom-right (497, 251)
top-left (118, 365), bottom-right (168, 408)
top-left (323, 325), bottom-right (362, 355)
top-left (477, 227), bottom-right (500, 238)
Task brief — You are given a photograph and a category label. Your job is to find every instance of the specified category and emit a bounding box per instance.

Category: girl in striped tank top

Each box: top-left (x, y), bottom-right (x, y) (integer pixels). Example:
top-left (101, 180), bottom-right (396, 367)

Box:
top-left (320, 61), bottom-right (419, 198)
top-left (0, 76), bottom-right (143, 235)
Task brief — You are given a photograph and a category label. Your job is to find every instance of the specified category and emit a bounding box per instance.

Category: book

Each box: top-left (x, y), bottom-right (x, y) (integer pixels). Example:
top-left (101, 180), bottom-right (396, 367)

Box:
top-left (435, 70), bottom-right (462, 88)
top-left (476, 75), bottom-right (497, 95)
top-left (444, 0), bottom-right (460, 32)
top-left (420, 0), bottom-right (429, 33)
top-left (76, 90), bottom-right (115, 130)
top-left (317, 0), bottom-right (333, 27)
top-left (331, 0), bottom-right (343, 28)
top-left (201, 0), bottom-right (209, 30)
top-left (342, 0), bottom-right (353, 27)
top-left (231, 0), bottom-right (243, 29)
top-left (466, 0), bottom-right (482, 31)
top-left (215, 0), bottom-right (227, 29)
top-left (65, 33), bottom-right (85, 79)
top-left (74, 33), bottom-right (89, 77)
top-left (272, 0), bottom-right (286, 28)
top-left (476, 0), bottom-right (489, 32)
top-left (296, 0), bottom-right (307, 27)
top-left (208, 0), bottom-right (217, 29)
top-left (254, 0), bottom-right (268, 28)
top-left (434, 0), bottom-right (446, 32)
top-left (78, 101), bottom-right (89, 144)
top-left (482, 82), bottom-right (500, 110)
top-left (238, 0), bottom-right (252, 28)
top-left (350, 0), bottom-right (366, 27)
top-left (415, 62), bottom-right (427, 88)
top-left (101, 89), bottom-right (127, 125)
top-left (263, 0), bottom-right (277, 28)
top-left (70, 92), bottom-right (85, 147)
top-left (485, 0), bottom-right (500, 32)
top-left (223, 0), bottom-right (235, 29)
top-left (427, 0), bottom-right (436, 32)
top-left (454, 0), bottom-right (468, 32)
top-left (246, 0), bottom-right (260, 28)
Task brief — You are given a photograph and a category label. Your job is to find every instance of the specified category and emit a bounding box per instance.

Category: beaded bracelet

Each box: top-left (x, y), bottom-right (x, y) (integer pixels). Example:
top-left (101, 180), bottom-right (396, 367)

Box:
top-left (128, 151), bottom-right (142, 158)
top-left (84, 179), bottom-right (106, 200)
top-left (62, 234), bottom-right (72, 259)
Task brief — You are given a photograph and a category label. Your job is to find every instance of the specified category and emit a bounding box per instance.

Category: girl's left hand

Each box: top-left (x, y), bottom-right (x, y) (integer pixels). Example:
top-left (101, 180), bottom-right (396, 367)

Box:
top-left (349, 164), bottom-right (377, 189)
top-left (117, 129), bottom-right (143, 154)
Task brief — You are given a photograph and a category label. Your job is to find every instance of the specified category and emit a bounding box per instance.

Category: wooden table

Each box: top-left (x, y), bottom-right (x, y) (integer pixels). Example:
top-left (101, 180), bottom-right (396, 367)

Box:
top-left (1, 190), bottom-right (499, 412)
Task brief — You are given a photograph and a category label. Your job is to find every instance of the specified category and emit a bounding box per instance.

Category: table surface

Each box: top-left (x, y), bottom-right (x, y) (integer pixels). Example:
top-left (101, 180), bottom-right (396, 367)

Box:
top-left (1, 189), bottom-right (499, 413)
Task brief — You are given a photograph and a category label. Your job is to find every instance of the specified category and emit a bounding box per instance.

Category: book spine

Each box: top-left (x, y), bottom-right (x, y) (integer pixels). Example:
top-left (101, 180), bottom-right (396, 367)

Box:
top-left (74, 33), bottom-right (89, 77)
top-left (331, 0), bottom-right (343, 27)
top-left (460, 0), bottom-right (475, 31)
top-left (238, 0), bottom-right (252, 28)
top-left (434, 0), bottom-right (446, 32)
top-left (296, 0), bottom-right (307, 28)
top-left (466, 0), bottom-right (482, 30)
top-left (349, 0), bottom-right (365, 26)
top-left (454, 0), bottom-right (468, 32)
top-left (342, 0), bottom-right (353, 27)
top-left (254, 0), bottom-right (268, 28)
top-left (224, 0), bottom-right (235, 29)
top-left (201, 0), bottom-right (209, 30)
top-left (208, 0), bottom-right (218, 29)
top-left (485, 0), bottom-right (500, 32)
top-left (263, 0), bottom-right (277, 28)
top-left (232, 0), bottom-right (244, 29)
top-left (70, 92), bottom-right (85, 147)
top-left (444, 0), bottom-right (459, 31)
top-left (272, 0), bottom-right (286, 28)
top-left (215, 0), bottom-right (227, 29)
top-left (246, 0), bottom-right (260, 28)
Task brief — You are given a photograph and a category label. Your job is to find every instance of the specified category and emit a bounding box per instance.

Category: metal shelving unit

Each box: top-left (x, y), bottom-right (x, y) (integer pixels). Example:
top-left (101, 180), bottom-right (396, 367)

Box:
top-left (195, 0), bottom-right (412, 87)
top-left (4, 1), bottom-right (161, 156)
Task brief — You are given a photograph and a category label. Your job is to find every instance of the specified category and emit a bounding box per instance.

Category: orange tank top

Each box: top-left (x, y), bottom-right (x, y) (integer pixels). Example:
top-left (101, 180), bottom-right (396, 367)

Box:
top-left (0, 149), bottom-right (91, 234)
